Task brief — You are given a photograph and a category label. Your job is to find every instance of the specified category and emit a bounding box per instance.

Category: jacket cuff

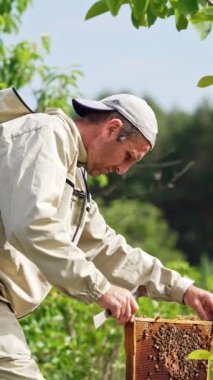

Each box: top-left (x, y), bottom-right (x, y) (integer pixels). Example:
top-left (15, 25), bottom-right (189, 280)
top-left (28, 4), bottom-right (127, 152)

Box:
top-left (171, 277), bottom-right (195, 304)
top-left (82, 279), bottom-right (111, 304)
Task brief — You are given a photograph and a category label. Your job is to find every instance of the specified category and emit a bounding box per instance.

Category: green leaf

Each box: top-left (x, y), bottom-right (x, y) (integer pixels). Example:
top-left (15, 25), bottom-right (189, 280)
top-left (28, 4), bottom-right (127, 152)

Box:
top-left (131, 11), bottom-right (140, 28)
top-left (41, 34), bottom-right (51, 54)
top-left (175, 10), bottom-right (188, 30)
top-left (130, 0), bottom-right (149, 20)
top-left (105, 0), bottom-right (124, 16)
top-left (85, 1), bottom-right (109, 20)
top-left (197, 75), bottom-right (213, 87)
top-left (17, 0), bottom-right (32, 14)
top-left (170, 0), bottom-right (179, 9)
top-left (138, 13), bottom-right (148, 26)
top-left (191, 8), bottom-right (213, 23)
top-left (193, 21), bottom-right (212, 40)
top-left (187, 349), bottom-right (213, 360)
top-left (201, 7), bottom-right (213, 17)
top-left (178, 0), bottom-right (199, 17)
top-left (147, 5), bottom-right (158, 26)
top-left (150, 1), bottom-right (169, 18)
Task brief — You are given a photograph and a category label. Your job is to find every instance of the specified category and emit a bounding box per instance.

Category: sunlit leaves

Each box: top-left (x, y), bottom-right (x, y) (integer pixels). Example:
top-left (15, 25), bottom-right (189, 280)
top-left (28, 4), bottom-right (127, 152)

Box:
top-left (0, 35), bottom-right (83, 109)
top-left (0, 0), bottom-right (32, 33)
top-left (35, 64), bottom-right (83, 114)
top-left (0, 0), bottom-right (39, 88)
top-left (16, 0), bottom-right (31, 13)
top-left (0, 0), bottom-right (83, 110)
top-left (86, 0), bottom-right (213, 35)
top-left (0, 40), bottom-right (43, 89)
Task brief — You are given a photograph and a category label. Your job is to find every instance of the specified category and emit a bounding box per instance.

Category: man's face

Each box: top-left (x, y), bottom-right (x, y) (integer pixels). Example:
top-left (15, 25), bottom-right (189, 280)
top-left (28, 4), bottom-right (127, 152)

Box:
top-left (86, 119), bottom-right (151, 177)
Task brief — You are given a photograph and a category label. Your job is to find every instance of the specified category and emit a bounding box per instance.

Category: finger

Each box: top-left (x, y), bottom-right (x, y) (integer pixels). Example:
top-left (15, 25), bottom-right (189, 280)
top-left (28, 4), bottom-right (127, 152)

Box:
top-left (192, 299), bottom-right (208, 320)
top-left (118, 298), bottom-right (132, 325)
top-left (113, 301), bottom-right (122, 320)
top-left (130, 296), bottom-right (139, 314)
top-left (202, 295), bottom-right (213, 321)
top-left (120, 297), bottom-right (128, 317)
top-left (108, 298), bottom-right (122, 320)
top-left (125, 297), bottom-right (132, 320)
top-left (119, 296), bottom-right (139, 325)
top-left (129, 314), bottom-right (135, 323)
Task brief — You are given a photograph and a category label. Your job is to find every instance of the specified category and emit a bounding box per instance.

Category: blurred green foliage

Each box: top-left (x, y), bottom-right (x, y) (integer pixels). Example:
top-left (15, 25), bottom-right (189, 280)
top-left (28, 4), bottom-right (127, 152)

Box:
top-left (0, 0), bottom-right (31, 33)
top-left (21, 290), bottom-right (126, 380)
top-left (99, 199), bottom-right (184, 264)
top-left (0, 0), bottom-right (83, 113)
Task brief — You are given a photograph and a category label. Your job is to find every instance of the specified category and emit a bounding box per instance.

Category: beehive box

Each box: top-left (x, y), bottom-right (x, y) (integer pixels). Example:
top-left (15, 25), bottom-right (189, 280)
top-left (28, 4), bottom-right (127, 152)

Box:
top-left (125, 317), bottom-right (213, 380)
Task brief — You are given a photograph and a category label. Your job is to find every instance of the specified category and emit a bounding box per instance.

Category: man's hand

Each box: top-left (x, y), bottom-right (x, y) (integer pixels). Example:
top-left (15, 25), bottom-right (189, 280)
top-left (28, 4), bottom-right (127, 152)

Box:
top-left (183, 285), bottom-right (213, 321)
top-left (96, 284), bottom-right (139, 325)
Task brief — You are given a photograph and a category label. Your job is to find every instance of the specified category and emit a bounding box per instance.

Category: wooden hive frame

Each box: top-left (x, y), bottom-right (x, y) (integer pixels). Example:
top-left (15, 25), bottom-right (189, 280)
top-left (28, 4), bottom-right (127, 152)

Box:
top-left (125, 317), bottom-right (213, 380)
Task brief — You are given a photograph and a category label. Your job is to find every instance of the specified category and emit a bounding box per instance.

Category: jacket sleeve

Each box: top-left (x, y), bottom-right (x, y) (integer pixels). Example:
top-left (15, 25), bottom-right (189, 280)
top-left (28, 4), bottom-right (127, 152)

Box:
top-left (78, 199), bottom-right (194, 304)
top-left (0, 114), bottom-right (110, 303)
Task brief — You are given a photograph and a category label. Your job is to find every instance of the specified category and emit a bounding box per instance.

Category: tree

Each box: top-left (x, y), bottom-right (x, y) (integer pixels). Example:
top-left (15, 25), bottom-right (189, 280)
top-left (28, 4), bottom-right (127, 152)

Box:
top-left (0, 0), bottom-right (31, 33)
top-left (98, 198), bottom-right (185, 264)
top-left (0, 0), bottom-right (83, 112)
top-left (86, 0), bottom-right (213, 34)
top-left (85, 0), bottom-right (213, 87)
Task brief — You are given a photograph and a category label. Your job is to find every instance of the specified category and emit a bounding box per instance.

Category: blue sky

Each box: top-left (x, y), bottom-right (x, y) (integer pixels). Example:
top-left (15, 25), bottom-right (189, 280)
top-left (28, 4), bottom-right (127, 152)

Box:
top-left (12, 0), bottom-right (213, 112)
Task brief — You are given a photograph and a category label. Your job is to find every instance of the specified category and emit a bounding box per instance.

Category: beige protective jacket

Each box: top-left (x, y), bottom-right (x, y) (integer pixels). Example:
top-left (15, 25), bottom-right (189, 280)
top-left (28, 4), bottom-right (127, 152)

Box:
top-left (0, 88), bottom-right (193, 319)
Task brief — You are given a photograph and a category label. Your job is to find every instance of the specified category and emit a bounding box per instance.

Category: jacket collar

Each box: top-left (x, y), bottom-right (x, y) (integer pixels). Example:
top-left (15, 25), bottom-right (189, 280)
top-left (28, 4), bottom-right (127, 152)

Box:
top-left (45, 107), bottom-right (87, 166)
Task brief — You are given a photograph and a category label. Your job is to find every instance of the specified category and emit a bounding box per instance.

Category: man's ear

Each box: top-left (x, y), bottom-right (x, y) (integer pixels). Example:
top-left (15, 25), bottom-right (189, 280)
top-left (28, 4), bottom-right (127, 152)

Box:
top-left (106, 118), bottom-right (123, 137)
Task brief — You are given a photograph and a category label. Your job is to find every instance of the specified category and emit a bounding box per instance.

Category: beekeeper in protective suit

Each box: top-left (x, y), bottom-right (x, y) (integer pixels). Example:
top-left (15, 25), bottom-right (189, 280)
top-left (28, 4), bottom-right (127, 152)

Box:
top-left (0, 87), bottom-right (212, 379)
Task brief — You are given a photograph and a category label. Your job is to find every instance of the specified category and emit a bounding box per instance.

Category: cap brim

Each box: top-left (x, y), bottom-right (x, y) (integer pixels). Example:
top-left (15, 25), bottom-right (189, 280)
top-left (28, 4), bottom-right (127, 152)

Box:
top-left (72, 98), bottom-right (114, 116)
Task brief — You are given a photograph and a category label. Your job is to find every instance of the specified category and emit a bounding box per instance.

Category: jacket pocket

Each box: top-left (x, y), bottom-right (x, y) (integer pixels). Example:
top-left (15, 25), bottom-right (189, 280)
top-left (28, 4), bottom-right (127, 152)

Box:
top-left (70, 189), bottom-right (86, 242)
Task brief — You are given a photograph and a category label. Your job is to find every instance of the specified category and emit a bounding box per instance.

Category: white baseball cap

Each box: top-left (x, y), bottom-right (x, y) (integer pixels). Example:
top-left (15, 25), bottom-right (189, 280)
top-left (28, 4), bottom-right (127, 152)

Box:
top-left (72, 93), bottom-right (158, 149)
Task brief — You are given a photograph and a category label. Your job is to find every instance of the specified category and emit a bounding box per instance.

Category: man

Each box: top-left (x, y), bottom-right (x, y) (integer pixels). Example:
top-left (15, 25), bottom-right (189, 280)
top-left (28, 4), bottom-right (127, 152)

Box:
top-left (0, 87), bottom-right (212, 379)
